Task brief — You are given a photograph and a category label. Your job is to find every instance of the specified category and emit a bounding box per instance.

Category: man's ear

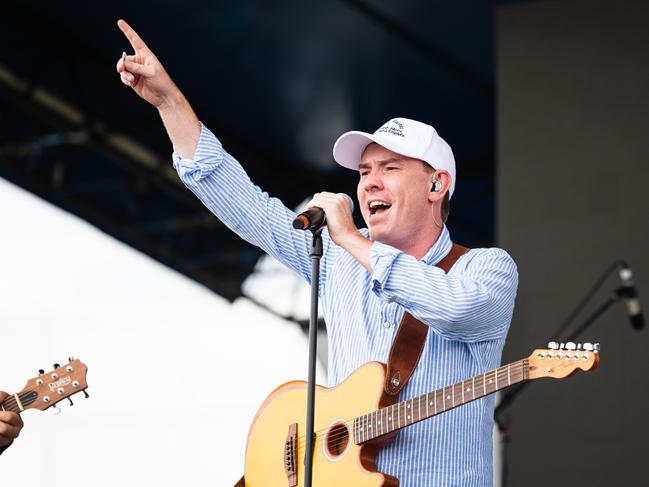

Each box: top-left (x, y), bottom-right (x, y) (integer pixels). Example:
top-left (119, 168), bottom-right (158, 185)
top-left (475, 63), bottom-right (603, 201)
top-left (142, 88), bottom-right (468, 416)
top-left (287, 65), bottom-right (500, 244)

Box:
top-left (428, 170), bottom-right (451, 202)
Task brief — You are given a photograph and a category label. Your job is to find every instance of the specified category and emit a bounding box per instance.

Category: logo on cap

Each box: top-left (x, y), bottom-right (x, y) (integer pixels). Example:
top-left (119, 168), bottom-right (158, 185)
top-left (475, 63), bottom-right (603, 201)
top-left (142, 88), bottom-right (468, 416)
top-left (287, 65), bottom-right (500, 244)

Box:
top-left (375, 119), bottom-right (405, 138)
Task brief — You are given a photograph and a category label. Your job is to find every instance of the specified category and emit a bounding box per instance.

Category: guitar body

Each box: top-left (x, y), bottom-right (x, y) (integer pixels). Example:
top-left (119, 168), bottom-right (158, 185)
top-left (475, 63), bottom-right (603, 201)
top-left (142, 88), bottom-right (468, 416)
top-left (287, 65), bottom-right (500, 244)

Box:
top-left (244, 361), bottom-right (398, 487)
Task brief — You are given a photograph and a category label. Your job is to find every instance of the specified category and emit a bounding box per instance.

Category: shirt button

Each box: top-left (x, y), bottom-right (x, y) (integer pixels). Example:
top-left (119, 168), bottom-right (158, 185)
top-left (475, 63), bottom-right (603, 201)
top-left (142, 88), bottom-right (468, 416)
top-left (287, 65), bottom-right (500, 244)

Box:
top-left (383, 321), bottom-right (393, 329)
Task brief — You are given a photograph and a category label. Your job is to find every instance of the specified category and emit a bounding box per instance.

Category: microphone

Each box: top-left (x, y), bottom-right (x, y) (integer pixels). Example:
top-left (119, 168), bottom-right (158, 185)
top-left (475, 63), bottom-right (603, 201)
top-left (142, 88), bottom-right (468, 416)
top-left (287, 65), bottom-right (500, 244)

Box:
top-left (292, 193), bottom-right (354, 231)
top-left (618, 263), bottom-right (644, 330)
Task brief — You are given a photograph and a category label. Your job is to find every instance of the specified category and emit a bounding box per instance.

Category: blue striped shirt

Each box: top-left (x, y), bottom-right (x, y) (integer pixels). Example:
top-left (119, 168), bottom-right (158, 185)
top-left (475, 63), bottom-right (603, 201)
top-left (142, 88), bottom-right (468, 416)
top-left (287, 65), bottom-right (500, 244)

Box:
top-left (173, 124), bottom-right (518, 486)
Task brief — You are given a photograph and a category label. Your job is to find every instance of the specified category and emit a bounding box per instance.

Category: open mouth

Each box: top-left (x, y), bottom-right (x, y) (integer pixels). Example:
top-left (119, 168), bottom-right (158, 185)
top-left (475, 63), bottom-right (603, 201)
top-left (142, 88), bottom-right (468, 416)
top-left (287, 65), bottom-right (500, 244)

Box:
top-left (369, 200), bottom-right (392, 216)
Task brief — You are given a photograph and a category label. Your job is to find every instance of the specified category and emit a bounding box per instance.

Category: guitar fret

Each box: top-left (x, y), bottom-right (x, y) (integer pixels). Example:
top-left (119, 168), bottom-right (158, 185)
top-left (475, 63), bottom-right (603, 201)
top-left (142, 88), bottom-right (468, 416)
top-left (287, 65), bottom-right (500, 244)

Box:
top-left (364, 414), bottom-right (368, 442)
top-left (472, 377), bottom-right (475, 400)
top-left (426, 392), bottom-right (429, 418)
top-left (507, 364), bottom-right (511, 386)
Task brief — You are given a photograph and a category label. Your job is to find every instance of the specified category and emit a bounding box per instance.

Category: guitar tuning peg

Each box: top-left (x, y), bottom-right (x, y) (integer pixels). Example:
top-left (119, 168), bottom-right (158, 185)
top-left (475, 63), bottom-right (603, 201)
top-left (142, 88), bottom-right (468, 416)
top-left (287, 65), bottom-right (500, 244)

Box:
top-left (68, 397), bottom-right (74, 406)
top-left (68, 356), bottom-right (75, 362)
top-left (52, 405), bottom-right (62, 415)
top-left (583, 343), bottom-right (593, 351)
top-left (548, 341), bottom-right (559, 350)
top-left (38, 369), bottom-right (45, 375)
top-left (593, 343), bottom-right (601, 353)
top-left (559, 342), bottom-right (566, 350)
top-left (53, 363), bottom-right (61, 369)
top-left (83, 390), bottom-right (90, 399)
top-left (566, 342), bottom-right (576, 350)
top-left (577, 343), bottom-right (582, 350)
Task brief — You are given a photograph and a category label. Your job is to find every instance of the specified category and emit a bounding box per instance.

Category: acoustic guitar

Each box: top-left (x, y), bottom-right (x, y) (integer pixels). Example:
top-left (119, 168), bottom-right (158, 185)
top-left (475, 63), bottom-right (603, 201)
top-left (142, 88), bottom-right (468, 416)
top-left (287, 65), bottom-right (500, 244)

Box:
top-left (242, 342), bottom-right (599, 486)
top-left (1, 358), bottom-right (89, 415)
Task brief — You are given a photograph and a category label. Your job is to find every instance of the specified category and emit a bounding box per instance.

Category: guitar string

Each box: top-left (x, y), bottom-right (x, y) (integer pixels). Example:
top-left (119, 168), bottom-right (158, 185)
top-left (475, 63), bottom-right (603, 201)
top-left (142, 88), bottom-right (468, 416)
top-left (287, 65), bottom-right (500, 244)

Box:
top-left (297, 358), bottom-right (552, 449)
top-left (293, 368), bottom-right (528, 450)
top-left (288, 368), bottom-right (527, 453)
top-left (288, 366), bottom-right (527, 451)
top-left (294, 376), bottom-right (527, 452)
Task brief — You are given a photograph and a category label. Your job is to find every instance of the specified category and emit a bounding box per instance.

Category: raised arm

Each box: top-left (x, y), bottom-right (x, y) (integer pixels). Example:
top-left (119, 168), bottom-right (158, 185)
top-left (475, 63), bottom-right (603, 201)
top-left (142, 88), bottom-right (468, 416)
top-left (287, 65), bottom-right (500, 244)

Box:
top-left (116, 19), bottom-right (200, 159)
top-left (115, 20), bottom-right (336, 287)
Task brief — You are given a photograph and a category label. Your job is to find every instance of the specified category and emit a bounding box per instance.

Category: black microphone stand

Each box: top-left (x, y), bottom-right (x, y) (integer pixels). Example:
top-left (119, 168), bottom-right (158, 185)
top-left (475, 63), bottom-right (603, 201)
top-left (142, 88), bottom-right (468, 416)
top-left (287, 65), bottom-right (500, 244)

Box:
top-left (495, 283), bottom-right (636, 487)
top-left (303, 226), bottom-right (323, 487)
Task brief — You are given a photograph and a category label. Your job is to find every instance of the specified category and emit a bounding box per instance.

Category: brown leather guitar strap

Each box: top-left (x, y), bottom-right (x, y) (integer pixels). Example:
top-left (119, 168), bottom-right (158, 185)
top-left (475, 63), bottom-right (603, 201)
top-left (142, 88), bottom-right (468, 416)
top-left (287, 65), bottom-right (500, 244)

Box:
top-left (384, 243), bottom-right (469, 396)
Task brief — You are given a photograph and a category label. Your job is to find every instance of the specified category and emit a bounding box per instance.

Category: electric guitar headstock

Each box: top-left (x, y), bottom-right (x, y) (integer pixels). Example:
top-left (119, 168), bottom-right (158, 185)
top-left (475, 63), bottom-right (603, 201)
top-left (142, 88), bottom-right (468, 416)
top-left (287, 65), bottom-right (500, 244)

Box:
top-left (527, 342), bottom-right (599, 380)
top-left (1, 358), bottom-right (89, 413)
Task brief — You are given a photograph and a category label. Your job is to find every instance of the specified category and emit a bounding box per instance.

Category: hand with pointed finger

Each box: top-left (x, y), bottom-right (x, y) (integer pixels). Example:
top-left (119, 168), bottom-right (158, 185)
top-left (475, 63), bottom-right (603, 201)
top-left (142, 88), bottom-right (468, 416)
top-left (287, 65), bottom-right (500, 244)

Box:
top-left (115, 19), bottom-right (180, 109)
top-left (0, 391), bottom-right (23, 451)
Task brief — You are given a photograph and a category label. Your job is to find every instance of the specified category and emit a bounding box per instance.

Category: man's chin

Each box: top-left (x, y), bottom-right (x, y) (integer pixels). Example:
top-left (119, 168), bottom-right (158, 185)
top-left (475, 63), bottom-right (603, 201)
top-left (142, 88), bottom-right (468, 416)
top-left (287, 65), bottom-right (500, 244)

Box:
top-left (367, 226), bottom-right (387, 243)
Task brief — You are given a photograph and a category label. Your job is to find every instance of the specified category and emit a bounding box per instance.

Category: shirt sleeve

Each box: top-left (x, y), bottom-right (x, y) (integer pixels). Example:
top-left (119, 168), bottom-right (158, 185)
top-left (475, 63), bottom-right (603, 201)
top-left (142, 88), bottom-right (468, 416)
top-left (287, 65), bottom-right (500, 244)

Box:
top-left (370, 241), bottom-right (518, 342)
top-left (172, 123), bottom-right (333, 287)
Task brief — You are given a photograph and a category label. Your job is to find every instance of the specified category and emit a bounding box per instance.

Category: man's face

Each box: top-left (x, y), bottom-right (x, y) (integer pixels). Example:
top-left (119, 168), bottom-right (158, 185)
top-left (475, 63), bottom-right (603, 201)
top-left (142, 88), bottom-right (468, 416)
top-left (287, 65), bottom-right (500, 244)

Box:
top-left (357, 143), bottom-right (435, 249)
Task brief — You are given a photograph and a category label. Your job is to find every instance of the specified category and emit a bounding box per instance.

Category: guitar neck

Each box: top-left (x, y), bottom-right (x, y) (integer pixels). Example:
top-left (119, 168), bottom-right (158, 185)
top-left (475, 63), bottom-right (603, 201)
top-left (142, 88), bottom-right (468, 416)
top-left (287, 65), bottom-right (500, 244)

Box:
top-left (0, 389), bottom-right (38, 414)
top-left (353, 359), bottom-right (528, 444)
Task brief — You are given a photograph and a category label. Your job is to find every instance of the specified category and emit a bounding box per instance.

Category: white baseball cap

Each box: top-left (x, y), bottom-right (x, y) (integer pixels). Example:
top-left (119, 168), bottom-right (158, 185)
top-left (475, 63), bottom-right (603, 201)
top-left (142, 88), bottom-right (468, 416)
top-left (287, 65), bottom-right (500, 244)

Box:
top-left (332, 117), bottom-right (456, 198)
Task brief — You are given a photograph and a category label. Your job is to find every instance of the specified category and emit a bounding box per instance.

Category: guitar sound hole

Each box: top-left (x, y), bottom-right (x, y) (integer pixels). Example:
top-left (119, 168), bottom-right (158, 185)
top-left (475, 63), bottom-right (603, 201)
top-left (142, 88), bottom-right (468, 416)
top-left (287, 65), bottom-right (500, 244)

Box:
top-left (325, 422), bottom-right (349, 458)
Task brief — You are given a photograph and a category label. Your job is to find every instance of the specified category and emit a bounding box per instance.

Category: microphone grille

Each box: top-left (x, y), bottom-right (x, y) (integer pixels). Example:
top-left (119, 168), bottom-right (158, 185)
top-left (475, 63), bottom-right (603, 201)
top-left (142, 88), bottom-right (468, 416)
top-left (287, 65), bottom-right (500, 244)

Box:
top-left (620, 267), bottom-right (633, 282)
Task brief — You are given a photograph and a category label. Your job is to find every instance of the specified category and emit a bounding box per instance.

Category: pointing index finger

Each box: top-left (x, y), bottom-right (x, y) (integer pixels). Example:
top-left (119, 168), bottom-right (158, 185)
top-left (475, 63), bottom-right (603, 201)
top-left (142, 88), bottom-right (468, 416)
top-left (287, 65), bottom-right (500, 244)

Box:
top-left (117, 19), bottom-right (149, 52)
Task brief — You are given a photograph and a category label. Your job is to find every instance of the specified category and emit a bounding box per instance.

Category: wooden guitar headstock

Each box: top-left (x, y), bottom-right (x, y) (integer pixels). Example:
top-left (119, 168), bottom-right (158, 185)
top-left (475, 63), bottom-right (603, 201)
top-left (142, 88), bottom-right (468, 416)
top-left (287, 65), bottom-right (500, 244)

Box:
top-left (8, 359), bottom-right (89, 412)
top-left (527, 342), bottom-right (599, 380)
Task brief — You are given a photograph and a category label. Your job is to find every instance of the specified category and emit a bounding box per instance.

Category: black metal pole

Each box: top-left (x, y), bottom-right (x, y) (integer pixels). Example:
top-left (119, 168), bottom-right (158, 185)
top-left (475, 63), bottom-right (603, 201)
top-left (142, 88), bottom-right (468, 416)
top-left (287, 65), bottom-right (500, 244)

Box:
top-left (304, 227), bottom-right (323, 487)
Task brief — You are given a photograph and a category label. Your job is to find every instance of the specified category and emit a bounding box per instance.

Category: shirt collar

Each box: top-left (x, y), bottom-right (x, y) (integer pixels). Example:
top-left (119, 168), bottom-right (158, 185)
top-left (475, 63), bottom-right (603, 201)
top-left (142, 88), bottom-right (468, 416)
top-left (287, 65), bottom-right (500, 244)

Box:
top-left (420, 225), bottom-right (453, 265)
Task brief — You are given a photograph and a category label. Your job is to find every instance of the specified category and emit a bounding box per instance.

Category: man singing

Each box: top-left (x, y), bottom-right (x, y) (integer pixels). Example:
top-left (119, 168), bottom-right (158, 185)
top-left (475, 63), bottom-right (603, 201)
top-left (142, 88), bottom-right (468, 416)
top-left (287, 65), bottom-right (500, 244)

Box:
top-left (116, 19), bottom-right (517, 486)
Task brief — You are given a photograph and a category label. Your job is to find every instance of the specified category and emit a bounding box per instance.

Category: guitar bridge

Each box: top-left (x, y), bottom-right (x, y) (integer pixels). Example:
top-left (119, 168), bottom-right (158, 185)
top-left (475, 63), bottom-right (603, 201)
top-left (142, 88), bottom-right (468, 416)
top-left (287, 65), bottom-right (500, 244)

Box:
top-left (284, 423), bottom-right (298, 487)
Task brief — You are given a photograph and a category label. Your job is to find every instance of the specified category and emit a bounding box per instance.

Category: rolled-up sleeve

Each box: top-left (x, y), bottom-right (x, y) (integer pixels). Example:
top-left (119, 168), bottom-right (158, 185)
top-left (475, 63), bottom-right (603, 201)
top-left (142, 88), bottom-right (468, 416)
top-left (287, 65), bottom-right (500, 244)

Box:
top-left (172, 123), bottom-right (333, 287)
top-left (370, 241), bottom-right (518, 342)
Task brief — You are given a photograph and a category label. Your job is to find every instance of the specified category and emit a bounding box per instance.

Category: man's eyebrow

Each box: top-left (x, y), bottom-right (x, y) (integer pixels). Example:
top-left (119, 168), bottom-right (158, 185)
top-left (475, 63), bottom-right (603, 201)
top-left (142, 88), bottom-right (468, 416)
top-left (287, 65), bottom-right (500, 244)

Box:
top-left (359, 158), bottom-right (404, 169)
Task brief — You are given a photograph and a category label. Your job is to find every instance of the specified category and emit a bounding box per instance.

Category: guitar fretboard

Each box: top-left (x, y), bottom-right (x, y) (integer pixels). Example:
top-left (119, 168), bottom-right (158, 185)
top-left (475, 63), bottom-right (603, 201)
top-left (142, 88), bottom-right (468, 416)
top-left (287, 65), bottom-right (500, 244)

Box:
top-left (353, 359), bottom-right (528, 444)
top-left (0, 390), bottom-right (37, 414)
